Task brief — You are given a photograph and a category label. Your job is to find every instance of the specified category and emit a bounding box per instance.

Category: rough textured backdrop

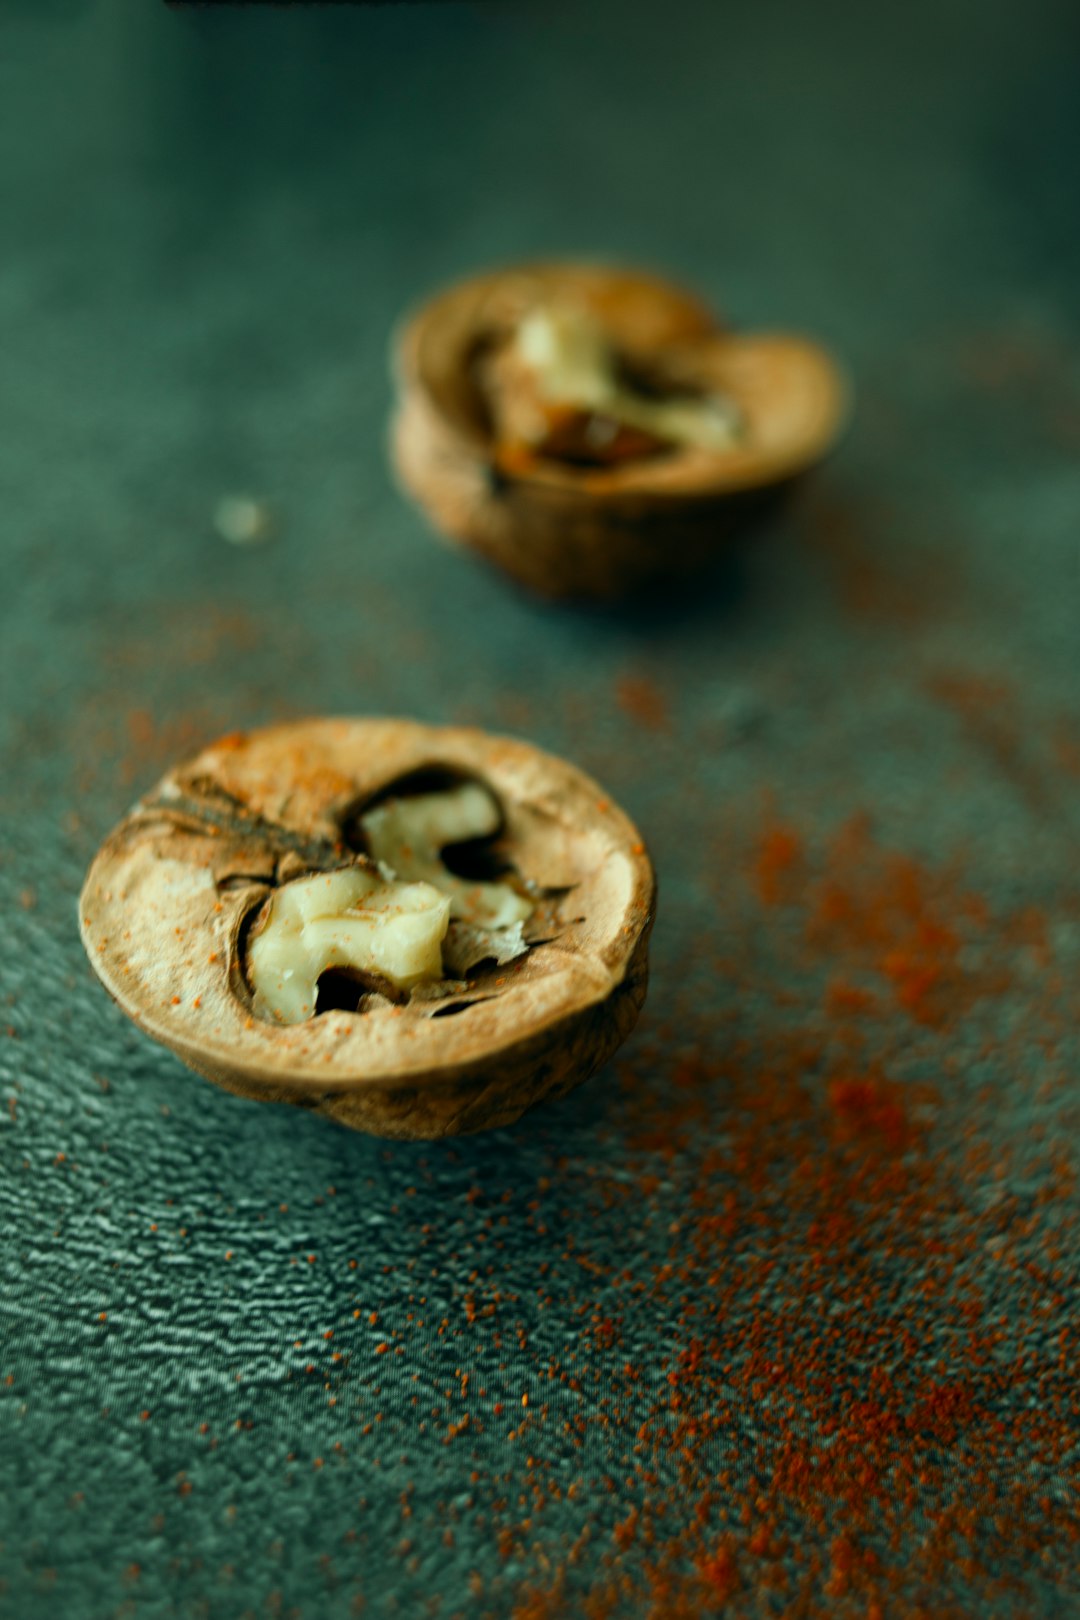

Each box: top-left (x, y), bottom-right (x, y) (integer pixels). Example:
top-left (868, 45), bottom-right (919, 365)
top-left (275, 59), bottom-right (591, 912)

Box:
top-left (2, 1), bottom-right (1079, 1617)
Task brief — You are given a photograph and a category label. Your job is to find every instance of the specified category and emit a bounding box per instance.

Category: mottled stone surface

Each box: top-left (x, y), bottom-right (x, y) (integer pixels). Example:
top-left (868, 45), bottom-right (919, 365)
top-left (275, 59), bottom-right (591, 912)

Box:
top-left (2, 1), bottom-right (1079, 1617)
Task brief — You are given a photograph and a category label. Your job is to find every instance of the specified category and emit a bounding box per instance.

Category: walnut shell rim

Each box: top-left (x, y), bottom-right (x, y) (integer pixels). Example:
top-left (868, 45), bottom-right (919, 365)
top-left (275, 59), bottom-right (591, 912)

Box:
top-left (79, 719), bottom-right (656, 1139)
top-left (391, 261), bottom-right (850, 600)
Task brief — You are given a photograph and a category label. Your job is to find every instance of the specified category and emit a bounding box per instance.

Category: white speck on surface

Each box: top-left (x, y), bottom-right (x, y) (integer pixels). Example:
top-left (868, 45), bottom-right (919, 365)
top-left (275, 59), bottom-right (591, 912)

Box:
top-left (213, 495), bottom-right (272, 546)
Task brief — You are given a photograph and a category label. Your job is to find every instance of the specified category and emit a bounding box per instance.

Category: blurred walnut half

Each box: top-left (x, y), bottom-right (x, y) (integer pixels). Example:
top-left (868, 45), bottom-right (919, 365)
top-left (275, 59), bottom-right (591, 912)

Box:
top-left (391, 262), bottom-right (848, 600)
top-left (79, 719), bottom-right (655, 1139)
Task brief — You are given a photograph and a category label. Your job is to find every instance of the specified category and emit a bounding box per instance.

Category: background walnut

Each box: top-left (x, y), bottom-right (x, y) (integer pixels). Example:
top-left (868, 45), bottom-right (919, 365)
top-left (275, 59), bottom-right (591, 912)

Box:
top-left (392, 262), bottom-right (849, 601)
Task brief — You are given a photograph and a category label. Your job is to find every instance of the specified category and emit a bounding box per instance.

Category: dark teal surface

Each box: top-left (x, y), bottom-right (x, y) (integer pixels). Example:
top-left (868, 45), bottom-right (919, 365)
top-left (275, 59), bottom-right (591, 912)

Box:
top-left (3, 2), bottom-right (1080, 1617)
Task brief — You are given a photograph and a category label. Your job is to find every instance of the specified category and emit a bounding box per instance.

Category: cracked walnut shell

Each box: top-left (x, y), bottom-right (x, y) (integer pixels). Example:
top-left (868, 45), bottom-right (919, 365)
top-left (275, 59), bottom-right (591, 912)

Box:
top-left (391, 261), bottom-right (849, 600)
top-left (78, 719), bottom-right (656, 1139)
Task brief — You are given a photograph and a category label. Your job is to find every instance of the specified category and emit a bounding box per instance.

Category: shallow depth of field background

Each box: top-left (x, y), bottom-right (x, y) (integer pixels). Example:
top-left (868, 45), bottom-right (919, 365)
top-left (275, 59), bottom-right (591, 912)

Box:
top-left (2, 2), bottom-right (1079, 1617)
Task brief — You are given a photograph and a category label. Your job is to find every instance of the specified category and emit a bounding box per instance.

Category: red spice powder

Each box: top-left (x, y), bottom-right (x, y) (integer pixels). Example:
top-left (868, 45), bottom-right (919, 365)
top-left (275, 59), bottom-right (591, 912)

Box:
top-left (801, 815), bottom-right (993, 1026)
top-left (698, 1540), bottom-right (737, 1600)
top-left (828, 1074), bottom-right (912, 1150)
top-left (927, 667), bottom-right (1078, 821)
top-left (616, 675), bottom-right (670, 733)
top-left (754, 823), bottom-right (802, 906)
top-left (461, 812), bottom-right (1079, 1618)
top-left (801, 491), bottom-right (960, 627)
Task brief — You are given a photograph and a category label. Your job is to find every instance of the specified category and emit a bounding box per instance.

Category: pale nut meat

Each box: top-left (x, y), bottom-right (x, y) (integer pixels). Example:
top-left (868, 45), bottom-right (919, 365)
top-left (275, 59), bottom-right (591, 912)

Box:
top-left (391, 261), bottom-right (849, 601)
top-left (78, 719), bottom-right (656, 1139)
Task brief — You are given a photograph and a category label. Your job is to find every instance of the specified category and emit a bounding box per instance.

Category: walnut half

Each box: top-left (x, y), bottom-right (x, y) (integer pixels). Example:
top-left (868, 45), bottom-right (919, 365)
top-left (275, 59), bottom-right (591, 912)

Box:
top-left (391, 261), bottom-right (849, 601)
top-left (78, 719), bottom-right (656, 1139)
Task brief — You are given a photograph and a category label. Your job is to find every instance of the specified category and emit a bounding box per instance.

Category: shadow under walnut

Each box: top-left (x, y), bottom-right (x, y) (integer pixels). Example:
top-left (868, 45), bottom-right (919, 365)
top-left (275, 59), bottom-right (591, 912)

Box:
top-left (79, 719), bottom-right (656, 1140)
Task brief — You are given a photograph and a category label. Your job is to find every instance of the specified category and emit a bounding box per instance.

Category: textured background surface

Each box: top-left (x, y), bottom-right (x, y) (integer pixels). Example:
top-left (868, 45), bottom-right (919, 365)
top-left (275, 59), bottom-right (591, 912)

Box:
top-left (2, 1), bottom-right (1080, 1616)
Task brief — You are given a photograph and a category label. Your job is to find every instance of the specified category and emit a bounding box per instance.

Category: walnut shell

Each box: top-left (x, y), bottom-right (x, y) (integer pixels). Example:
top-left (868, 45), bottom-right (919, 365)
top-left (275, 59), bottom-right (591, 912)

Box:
top-left (391, 261), bottom-right (849, 600)
top-left (79, 720), bottom-right (655, 1139)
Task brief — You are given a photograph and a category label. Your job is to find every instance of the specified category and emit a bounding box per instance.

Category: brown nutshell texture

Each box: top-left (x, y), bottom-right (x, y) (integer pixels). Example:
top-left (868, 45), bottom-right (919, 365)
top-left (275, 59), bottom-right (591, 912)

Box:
top-left (391, 261), bottom-right (849, 599)
top-left (78, 719), bottom-right (656, 1139)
